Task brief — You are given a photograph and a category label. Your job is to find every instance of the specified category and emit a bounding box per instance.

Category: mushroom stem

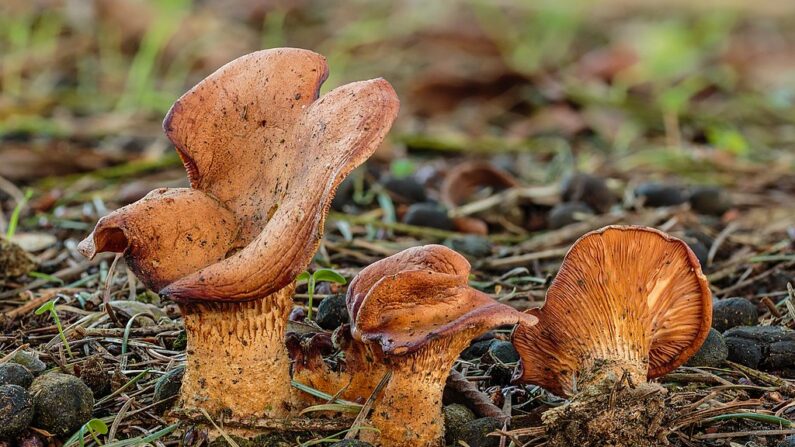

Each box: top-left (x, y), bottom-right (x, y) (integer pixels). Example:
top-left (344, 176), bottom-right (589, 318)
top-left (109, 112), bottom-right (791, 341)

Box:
top-left (362, 339), bottom-right (466, 447)
top-left (571, 358), bottom-right (648, 396)
top-left (178, 285), bottom-right (295, 418)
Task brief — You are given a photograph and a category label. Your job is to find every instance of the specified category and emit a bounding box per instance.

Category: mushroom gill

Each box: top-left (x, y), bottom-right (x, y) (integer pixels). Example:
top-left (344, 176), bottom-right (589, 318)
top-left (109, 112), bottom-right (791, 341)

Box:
top-left (78, 48), bottom-right (399, 421)
top-left (347, 245), bottom-right (537, 447)
top-left (512, 225), bottom-right (712, 447)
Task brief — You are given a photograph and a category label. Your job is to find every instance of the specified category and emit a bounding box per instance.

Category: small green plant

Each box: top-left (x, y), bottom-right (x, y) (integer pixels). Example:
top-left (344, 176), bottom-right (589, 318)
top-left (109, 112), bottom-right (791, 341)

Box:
top-left (389, 158), bottom-right (415, 179)
top-left (297, 269), bottom-right (347, 320)
top-left (64, 418), bottom-right (109, 447)
top-left (34, 298), bottom-right (74, 358)
top-left (6, 188), bottom-right (33, 238)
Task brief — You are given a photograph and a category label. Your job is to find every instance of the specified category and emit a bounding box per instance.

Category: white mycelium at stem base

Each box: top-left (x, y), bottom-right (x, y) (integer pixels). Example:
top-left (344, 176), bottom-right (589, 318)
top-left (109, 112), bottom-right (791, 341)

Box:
top-left (511, 226), bottom-right (713, 447)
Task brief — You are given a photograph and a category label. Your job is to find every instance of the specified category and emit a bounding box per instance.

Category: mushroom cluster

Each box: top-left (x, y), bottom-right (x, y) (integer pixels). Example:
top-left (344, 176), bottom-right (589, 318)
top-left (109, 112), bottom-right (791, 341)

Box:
top-left (512, 225), bottom-right (712, 446)
top-left (79, 48), bottom-right (399, 420)
top-left (77, 48), bottom-right (712, 447)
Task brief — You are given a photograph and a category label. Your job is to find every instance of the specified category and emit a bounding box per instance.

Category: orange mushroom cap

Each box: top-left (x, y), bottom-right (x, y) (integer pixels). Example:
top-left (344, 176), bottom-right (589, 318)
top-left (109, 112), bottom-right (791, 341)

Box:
top-left (78, 48), bottom-right (399, 301)
top-left (347, 245), bottom-right (537, 355)
top-left (512, 225), bottom-right (712, 397)
top-left (77, 188), bottom-right (238, 291)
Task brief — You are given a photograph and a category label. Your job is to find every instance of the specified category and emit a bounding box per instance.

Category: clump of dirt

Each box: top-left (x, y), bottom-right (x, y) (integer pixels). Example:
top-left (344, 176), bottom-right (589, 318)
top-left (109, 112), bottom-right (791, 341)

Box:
top-left (543, 381), bottom-right (670, 447)
top-left (0, 238), bottom-right (35, 284)
top-left (77, 356), bottom-right (111, 397)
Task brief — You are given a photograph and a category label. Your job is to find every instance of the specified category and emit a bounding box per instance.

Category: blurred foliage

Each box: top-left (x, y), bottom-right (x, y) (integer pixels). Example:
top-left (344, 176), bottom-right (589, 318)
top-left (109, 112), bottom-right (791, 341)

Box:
top-left (0, 0), bottom-right (793, 172)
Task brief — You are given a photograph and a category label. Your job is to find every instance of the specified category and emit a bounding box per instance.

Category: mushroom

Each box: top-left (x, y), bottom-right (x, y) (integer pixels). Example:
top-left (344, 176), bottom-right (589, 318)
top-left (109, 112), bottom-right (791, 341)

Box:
top-left (512, 225), bottom-right (712, 446)
top-left (440, 160), bottom-right (519, 208)
top-left (77, 48), bottom-right (399, 419)
top-left (287, 325), bottom-right (388, 404)
top-left (347, 245), bottom-right (537, 447)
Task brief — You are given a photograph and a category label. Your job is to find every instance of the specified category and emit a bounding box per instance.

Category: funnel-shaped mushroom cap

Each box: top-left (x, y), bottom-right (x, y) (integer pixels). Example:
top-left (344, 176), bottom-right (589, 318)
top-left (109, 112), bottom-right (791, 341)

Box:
top-left (440, 161), bottom-right (519, 207)
top-left (80, 48), bottom-right (399, 301)
top-left (348, 245), bottom-right (537, 355)
top-left (512, 225), bottom-right (712, 397)
top-left (77, 188), bottom-right (238, 291)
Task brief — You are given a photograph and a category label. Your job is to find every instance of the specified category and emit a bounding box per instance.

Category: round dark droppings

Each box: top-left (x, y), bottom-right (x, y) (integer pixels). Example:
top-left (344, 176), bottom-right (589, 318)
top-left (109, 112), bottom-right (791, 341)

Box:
top-left (461, 338), bottom-right (497, 361)
top-left (0, 364), bottom-right (33, 388)
top-left (444, 404), bottom-right (476, 445)
top-left (561, 173), bottom-right (616, 213)
top-left (712, 297), bottom-right (758, 332)
top-left (634, 183), bottom-right (687, 207)
top-left (402, 203), bottom-right (454, 230)
top-left (725, 336), bottom-right (763, 368)
top-left (29, 373), bottom-right (94, 436)
top-left (685, 328), bottom-right (727, 368)
top-left (454, 417), bottom-right (503, 447)
top-left (487, 341), bottom-right (520, 364)
top-left (688, 186), bottom-right (732, 216)
top-left (444, 235), bottom-right (491, 259)
top-left (382, 175), bottom-right (427, 204)
top-left (315, 294), bottom-right (350, 330)
top-left (0, 385), bottom-right (34, 439)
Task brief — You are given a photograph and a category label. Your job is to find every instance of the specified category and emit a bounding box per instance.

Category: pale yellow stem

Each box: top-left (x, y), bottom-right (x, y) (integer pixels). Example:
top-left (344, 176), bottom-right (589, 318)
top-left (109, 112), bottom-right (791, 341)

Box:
top-left (178, 284), bottom-right (294, 418)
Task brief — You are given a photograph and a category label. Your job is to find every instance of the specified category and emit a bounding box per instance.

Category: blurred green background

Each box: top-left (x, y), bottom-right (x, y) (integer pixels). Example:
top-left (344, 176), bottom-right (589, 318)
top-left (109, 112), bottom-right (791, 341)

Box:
top-left (1, 0), bottom-right (794, 187)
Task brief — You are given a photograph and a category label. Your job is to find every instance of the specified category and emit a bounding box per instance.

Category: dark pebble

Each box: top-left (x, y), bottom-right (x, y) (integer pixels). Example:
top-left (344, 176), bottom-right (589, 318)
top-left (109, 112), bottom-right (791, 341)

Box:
top-left (561, 173), bottom-right (616, 213)
top-left (153, 366), bottom-right (184, 414)
top-left (444, 235), bottom-right (492, 259)
top-left (0, 385), bottom-right (34, 438)
top-left (383, 176), bottom-right (427, 204)
top-left (723, 326), bottom-right (795, 370)
top-left (29, 373), bottom-right (94, 436)
top-left (634, 183), bottom-right (687, 207)
top-left (10, 351), bottom-right (46, 375)
top-left (315, 294), bottom-right (350, 330)
top-left (487, 341), bottom-right (520, 364)
top-left (461, 339), bottom-right (497, 361)
top-left (686, 328), bottom-right (727, 368)
top-left (766, 341), bottom-right (795, 370)
top-left (0, 364), bottom-right (33, 388)
top-left (688, 186), bottom-right (731, 216)
top-left (402, 203), bottom-right (454, 230)
top-left (289, 306), bottom-right (306, 322)
top-left (444, 404), bottom-right (476, 445)
top-left (712, 298), bottom-right (758, 332)
top-left (547, 202), bottom-right (594, 229)
top-left (725, 336), bottom-right (763, 368)
top-left (455, 417), bottom-right (503, 447)
top-left (723, 325), bottom-right (794, 344)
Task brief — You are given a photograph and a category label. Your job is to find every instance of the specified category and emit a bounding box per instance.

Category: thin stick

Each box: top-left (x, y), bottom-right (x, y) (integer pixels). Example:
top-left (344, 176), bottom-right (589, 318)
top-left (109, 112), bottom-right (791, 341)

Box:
top-left (344, 370), bottom-right (392, 440)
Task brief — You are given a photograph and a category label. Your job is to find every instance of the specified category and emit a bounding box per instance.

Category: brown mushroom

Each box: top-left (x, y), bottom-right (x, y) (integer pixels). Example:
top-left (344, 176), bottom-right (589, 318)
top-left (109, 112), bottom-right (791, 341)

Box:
top-left (512, 225), bottom-right (712, 446)
top-left (287, 325), bottom-right (388, 404)
top-left (440, 160), bottom-right (519, 208)
top-left (347, 245), bottom-right (537, 447)
top-left (77, 48), bottom-right (399, 419)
